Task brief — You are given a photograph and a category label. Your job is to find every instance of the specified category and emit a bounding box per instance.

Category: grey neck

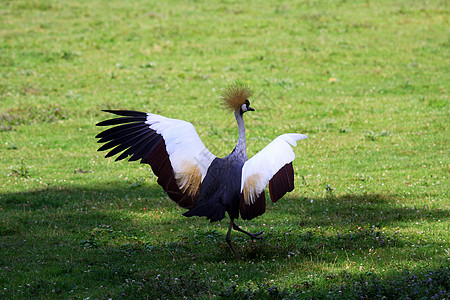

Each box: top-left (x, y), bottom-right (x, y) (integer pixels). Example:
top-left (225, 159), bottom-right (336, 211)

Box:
top-left (232, 110), bottom-right (248, 161)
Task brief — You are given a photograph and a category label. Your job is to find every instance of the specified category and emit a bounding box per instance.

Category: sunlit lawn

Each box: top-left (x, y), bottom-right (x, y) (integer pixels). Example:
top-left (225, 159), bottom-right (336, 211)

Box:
top-left (0, 0), bottom-right (448, 298)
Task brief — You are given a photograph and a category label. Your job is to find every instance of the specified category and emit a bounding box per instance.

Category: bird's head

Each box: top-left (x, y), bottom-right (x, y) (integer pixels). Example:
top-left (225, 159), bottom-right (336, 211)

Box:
top-left (240, 99), bottom-right (255, 114)
top-left (220, 82), bottom-right (255, 115)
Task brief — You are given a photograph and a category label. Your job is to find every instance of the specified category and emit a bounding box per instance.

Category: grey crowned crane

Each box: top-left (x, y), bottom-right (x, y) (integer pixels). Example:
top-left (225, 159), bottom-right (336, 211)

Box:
top-left (96, 83), bottom-right (308, 256)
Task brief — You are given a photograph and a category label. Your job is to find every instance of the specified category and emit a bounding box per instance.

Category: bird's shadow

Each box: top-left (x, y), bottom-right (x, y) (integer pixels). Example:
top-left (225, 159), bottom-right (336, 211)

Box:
top-left (203, 192), bottom-right (449, 262)
top-left (1, 183), bottom-right (447, 264)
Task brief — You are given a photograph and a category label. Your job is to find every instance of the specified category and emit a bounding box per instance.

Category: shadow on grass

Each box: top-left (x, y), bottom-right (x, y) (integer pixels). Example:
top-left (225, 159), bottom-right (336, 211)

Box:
top-left (1, 185), bottom-right (448, 251)
top-left (276, 192), bottom-right (448, 227)
top-left (1, 184), bottom-right (448, 298)
top-left (215, 266), bottom-right (450, 299)
top-left (2, 183), bottom-right (447, 216)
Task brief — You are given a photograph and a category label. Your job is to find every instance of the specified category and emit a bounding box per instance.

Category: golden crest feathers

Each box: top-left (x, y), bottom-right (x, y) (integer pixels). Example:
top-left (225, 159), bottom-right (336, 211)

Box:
top-left (220, 82), bottom-right (253, 111)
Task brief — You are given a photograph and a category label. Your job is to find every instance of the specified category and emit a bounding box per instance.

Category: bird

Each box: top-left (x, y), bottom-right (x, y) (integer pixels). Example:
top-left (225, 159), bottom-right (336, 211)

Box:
top-left (95, 83), bottom-right (308, 256)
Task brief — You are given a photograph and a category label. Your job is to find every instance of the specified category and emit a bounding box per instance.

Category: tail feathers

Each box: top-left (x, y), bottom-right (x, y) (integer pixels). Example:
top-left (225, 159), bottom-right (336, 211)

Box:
top-left (183, 202), bottom-right (226, 222)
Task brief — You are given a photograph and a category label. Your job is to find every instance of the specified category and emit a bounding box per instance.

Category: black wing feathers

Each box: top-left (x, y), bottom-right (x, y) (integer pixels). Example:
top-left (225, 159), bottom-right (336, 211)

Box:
top-left (268, 162), bottom-right (294, 203)
top-left (97, 126), bottom-right (150, 152)
top-left (96, 123), bottom-right (148, 143)
top-left (96, 122), bottom-right (147, 139)
top-left (115, 131), bottom-right (159, 161)
top-left (127, 133), bottom-right (161, 162)
top-left (239, 192), bottom-right (266, 221)
top-left (144, 139), bottom-right (168, 176)
top-left (101, 110), bottom-right (147, 117)
top-left (96, 116), bottom-right (146, 126)
top-left (96, 110), bottom-right (197, 209)
top-left (143, 139), bottom-right (197, 208)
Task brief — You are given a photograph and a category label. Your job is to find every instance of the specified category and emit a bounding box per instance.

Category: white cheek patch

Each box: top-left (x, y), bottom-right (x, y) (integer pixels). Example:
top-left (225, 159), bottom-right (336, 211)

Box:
top-left (241, 104), bottom-right (247, 112)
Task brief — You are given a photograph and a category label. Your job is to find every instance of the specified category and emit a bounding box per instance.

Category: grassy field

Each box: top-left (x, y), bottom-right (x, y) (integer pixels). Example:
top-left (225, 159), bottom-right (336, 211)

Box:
top-left (1, 0), bottom-right (449, 298)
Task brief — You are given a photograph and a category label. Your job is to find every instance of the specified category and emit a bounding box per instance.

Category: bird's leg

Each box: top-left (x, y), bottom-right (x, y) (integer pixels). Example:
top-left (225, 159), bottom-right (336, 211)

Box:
top-left (226, 220), bottom-right (238, 257)
top-left (231, 220), bottom-right (264, 240)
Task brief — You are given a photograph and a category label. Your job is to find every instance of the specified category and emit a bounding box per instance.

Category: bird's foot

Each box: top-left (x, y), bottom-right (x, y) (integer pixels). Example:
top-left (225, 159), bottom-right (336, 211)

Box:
top-left (231, 221), bottom-right (264, 240)
top-left (248, 231), bottom-right (264, 240)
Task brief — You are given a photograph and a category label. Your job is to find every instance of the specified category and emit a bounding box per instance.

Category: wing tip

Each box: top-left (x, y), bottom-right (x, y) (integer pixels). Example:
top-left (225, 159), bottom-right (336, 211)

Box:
top-left (287, 133), bottom-right (308, 141)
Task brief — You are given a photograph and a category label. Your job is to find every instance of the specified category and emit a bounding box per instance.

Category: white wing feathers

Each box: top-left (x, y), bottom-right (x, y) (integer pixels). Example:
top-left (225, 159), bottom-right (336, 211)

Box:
top-left (240, 133), bottom-right (308, 204)
top-left (145, 113), bottom-right (216, 194)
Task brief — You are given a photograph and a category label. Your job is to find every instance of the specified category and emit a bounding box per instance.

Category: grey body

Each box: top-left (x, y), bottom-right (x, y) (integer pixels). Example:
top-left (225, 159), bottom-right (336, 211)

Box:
top-left (183, 110), bottom-right (247, 222)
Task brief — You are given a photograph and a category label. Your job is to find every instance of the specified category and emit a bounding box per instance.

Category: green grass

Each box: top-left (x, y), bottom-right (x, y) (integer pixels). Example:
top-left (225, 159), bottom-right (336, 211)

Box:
top-left (1, 0), bottom-right (449, 298)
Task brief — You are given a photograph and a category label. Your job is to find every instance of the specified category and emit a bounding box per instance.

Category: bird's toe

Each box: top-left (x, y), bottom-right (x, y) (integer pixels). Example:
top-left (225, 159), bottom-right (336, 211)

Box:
top-left (249, 231), bottom-right (265, 240)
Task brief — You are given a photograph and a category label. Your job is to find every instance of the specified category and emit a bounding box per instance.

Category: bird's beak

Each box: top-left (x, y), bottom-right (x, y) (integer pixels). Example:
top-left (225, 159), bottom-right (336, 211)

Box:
top-left (248, 106), bottom-right (255, 112)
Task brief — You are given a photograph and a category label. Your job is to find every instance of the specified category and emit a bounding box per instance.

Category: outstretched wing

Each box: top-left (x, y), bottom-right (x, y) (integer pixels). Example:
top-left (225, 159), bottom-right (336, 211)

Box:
top-left (96, 110), bottom-right (216, 209)
top-left (239, 133), bottom-right (308, 220)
